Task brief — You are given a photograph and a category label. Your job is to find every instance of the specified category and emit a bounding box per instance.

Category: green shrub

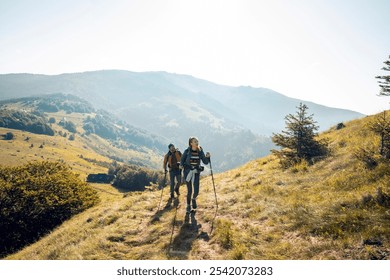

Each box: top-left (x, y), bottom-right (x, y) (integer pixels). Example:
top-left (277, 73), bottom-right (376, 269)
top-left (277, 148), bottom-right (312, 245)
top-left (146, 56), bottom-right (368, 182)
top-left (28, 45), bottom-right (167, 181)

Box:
top-left (4, 132), bottom-right (14, 140)
top-left (354, 147), bottom-right (379, 169)
top-left (111, 164), bottom-right (165, 191)
top-left (0, 161), bottom-right (99, 257)
top-left (291, 160), bottom-right (309, 173)
top-left (215, 219), bottom-right (235, 249)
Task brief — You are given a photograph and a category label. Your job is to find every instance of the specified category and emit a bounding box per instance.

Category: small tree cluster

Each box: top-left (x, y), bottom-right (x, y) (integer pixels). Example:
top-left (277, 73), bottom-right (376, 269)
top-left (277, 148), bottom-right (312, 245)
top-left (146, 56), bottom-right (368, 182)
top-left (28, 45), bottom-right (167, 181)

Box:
top-left (272, 103), bottom-right (328, 168)
top-left (83, 114), bottom-right (118, 140)
top-left (0, 109), bottom-right (54, 136)
top-left (37, 101), bottom-right (59, 112)
top-left (36, 93), bottom-right (95, 114)
top-left (58, 130), bottom-right (68, 138)
top-left (110, 163), bottom-right (165, 191)
top-left (59, 119), bottom-right (77, 133)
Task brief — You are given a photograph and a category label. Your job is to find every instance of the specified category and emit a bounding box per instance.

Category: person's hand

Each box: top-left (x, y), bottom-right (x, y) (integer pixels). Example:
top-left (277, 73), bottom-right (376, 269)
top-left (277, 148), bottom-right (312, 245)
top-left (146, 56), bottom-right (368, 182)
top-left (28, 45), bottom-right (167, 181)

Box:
top-left (179, 164), bottom-right (183, 170)
top-left (206, 152), bottom-right (210, 158)
top-left (164, 169), bottom-right (168, 174)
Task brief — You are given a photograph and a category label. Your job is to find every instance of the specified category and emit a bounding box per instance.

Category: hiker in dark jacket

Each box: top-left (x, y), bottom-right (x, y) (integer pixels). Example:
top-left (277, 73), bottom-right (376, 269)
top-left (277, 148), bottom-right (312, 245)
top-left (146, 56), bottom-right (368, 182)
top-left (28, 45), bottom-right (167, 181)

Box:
top-left (180, 137), bottom-right (210, 213)
top-left (163, 143), bottom-right (182, 199)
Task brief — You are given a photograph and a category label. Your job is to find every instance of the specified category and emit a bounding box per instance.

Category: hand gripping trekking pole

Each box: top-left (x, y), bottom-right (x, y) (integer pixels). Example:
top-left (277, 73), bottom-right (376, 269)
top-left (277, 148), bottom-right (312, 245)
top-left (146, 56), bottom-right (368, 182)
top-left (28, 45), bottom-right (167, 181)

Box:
top-left (209, 158), bottom-right (218, 234)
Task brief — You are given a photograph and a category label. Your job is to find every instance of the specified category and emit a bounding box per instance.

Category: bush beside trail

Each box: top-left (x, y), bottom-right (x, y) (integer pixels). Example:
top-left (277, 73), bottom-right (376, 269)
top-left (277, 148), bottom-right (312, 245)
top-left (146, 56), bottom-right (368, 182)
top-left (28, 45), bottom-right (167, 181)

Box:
top-left (0, 161), bottom-right (99, 258)
top-left (110, 164), bottom-right (165, 191)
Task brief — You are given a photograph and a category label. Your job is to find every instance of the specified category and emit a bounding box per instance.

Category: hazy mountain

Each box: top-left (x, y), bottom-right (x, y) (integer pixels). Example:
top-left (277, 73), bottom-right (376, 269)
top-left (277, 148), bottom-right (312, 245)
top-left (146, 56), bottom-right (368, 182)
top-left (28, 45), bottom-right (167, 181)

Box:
top-left (0, 70), bottom-right (363, 132)
top-left (0, 70), bottom-right (364, 171)
top-left (0, 93), bottom-right (165, 169)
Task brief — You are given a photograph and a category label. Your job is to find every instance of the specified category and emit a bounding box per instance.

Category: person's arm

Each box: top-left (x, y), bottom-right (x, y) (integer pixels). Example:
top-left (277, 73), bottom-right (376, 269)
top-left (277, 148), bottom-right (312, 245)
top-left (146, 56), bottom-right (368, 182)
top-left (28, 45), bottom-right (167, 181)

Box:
top-left (163, 154), bottom-right (168, 172)
top-left (180, 149), bottom-right (188, 168)
top-left (199, 148), bottom-right (210, 165)
top-left (176, 150), bottom-right (182, 163)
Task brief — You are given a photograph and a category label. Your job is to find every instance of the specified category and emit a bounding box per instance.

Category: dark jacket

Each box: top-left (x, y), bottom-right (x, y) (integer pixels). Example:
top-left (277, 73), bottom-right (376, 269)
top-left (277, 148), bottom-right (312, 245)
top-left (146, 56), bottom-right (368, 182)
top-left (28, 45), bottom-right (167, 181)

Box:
top-left (180, 146), bottom-right (209, 177)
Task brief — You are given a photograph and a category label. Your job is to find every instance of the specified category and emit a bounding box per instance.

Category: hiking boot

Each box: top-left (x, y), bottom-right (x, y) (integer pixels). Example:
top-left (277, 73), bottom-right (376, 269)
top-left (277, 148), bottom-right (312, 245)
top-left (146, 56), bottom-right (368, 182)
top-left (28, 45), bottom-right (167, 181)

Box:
top-left (192, 199), bottom-right (197, 210)
top-left (186, 204), bottom-right (191, 214)
top-left (170, 192), bottom-right (175, 199)
top-left (174, 187), bottom-right (180, 196)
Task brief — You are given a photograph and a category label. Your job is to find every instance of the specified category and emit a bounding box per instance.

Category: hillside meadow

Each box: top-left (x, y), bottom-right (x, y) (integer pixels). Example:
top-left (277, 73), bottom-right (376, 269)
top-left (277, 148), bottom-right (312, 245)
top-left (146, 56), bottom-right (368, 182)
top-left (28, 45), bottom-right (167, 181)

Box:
top-left (0, 127), bottom-right (109, 180)
top-left (1, 96), bottom-right (163, 170)
top-left (3, 111), bottom-right (389, 260)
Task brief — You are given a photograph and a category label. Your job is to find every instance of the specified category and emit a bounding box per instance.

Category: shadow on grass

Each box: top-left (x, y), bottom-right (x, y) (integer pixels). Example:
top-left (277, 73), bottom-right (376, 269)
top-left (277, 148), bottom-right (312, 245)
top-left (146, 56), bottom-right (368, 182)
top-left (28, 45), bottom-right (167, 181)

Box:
top-left (168, 211), bottom-right (209, 259)
top-left (150, 197), bottom-right (177, 224)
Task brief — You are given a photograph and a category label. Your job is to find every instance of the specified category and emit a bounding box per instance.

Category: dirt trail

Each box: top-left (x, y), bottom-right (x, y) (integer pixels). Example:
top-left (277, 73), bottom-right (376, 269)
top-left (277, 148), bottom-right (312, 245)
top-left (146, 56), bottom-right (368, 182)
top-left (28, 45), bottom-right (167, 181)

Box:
top-left (164, 194), bottom-right (217, 259)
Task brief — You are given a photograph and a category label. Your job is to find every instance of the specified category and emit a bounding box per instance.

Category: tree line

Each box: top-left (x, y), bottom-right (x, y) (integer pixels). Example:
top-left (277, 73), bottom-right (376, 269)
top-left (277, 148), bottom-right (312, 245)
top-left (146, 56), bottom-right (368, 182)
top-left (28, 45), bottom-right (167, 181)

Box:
top-left (0, 109), bottom-right (55, 136)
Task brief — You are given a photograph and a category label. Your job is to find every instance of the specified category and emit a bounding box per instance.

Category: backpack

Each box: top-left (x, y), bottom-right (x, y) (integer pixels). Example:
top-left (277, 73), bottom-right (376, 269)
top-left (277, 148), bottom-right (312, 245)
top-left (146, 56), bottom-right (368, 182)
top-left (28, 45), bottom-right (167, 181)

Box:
top-left (166, 150), bottom-right (182, 169)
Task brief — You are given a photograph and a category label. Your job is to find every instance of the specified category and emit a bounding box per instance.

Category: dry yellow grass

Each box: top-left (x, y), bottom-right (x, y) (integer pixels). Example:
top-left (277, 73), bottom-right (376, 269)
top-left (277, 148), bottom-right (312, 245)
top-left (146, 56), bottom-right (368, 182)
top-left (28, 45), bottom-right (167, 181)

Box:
top-left (4, 111), bottom-right (390, 260)
top-left (0, 127), bottom-right (108, 179)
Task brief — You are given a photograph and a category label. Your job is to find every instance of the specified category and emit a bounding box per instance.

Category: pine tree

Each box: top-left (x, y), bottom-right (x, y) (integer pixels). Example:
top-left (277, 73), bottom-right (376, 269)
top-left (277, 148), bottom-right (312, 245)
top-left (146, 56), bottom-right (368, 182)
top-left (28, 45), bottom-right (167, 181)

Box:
top-left (369, 111), bottom-right (390, 159)
top-left (272, 103), bottom-right (328, 167)
top-left (375, 55), bottom-right (390, 97)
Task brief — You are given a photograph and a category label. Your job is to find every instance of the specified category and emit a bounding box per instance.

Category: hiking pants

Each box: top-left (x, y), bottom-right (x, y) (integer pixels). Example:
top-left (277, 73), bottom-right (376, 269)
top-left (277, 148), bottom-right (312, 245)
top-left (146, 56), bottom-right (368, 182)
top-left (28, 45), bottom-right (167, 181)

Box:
top-left (169, 169), bottom-right (181, 194)
top-left (186, 173), bottom-right (200, 205)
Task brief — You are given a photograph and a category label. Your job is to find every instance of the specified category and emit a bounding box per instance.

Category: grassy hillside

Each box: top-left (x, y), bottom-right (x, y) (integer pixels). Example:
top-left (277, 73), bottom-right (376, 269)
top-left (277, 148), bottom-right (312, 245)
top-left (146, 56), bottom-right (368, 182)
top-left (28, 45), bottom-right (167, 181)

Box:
top-left (0, 127), bottom-right (108, 180)
top-left (0, 94), bottom-right (163, 170)
top-left (5, 111), bottom-right (390, 260)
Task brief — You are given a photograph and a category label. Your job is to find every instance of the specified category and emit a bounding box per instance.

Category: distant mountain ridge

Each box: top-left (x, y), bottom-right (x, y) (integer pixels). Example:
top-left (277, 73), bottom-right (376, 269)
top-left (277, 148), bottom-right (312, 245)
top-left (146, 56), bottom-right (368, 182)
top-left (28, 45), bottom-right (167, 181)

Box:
top-left (0, 70), bottom-right (364, 171)
top-left (0, 70), bottom-right (363, 133)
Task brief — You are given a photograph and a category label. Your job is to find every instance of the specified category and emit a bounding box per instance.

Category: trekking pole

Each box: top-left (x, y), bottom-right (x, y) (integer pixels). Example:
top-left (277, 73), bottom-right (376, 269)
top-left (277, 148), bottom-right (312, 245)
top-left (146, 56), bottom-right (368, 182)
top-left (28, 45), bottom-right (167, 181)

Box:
top-left (157, 171), bottom-right (167, 213)
top-left (209, 158), bottom-right (218, 210)
top-left (209, 158), bottom-right (218, 234)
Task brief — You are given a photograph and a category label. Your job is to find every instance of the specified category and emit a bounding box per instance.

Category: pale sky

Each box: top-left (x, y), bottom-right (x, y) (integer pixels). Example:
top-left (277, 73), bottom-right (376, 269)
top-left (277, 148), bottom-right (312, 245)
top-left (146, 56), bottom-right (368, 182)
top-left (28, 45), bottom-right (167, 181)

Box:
top-left (0, 0), bottom-right (389, 114)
